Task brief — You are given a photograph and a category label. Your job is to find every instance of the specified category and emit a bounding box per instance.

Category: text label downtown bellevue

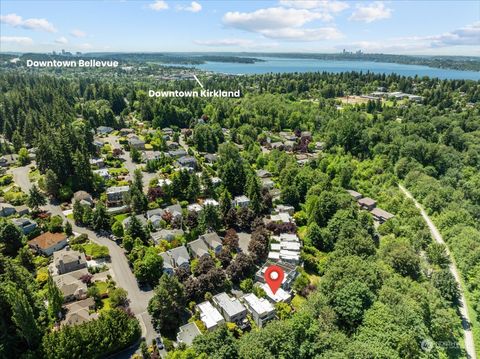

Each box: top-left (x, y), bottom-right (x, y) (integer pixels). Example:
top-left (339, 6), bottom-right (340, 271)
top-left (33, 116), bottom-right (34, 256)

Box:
top-left (149, 89), bottom-right (241, 98)
top-left (26, 59), bottom-right (119, 68)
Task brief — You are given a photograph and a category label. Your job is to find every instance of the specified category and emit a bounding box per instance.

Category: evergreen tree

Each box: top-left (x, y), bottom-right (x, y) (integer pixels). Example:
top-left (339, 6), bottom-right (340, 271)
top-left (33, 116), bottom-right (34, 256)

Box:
top-left (26, 184), bottom-right (46, 211)
top-left (46, 274), bottom-right (63, 321)
top-left (148, 274), bottom-right (185, 334)
top-left (8, 286), bottom-right (41, 348)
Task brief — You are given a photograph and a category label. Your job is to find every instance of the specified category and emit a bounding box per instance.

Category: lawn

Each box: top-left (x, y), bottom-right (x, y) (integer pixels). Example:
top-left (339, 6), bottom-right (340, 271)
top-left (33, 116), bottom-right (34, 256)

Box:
top-left (83, 242), bottom-right (109, 259)
top-left (95, 281), bottom-right (109, 296)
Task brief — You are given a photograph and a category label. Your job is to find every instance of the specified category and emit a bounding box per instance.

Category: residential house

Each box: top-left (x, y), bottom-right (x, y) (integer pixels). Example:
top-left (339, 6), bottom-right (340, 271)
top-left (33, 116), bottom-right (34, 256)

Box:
top-left (358, 197), bottom-right (377, 211)
top-left (187, 203), bottom-right (203, 212)
top-left (160, 245), bottom-right (190, 275)
top-left (196, 301), bottom-right (225, 331)
top-left (212, 292), bottom-right (247, 324)
top-left (151, 229), bottom-right (184, 243)
top-left (62, 297), bottom-right (98, 326)
top-left (28, 232), bottom-right (68, 256)
top-left (261, 178), bottom-right (275, 189)
top-left (119, 128), bottom-right (135, 136)
top-left (233, 195), bottom-right (250, 208)
top-left (106, 186), bottom-right (129, 207)
top-left (347, 190), bottom-right (362, 200)
top-left (93, 168), bottom-right (110, 180)
top-left (256, 260), bottom-right (298, 290)
top-left (165, 204), bottom-right (183, 221)
top-left (256, 169), bottom-right (272, 178)
top-left (73, 191), bottom-right (93, 206)
top-left (89, 158), bottom-right (105, 168)
top-left (259, 282), bottom-right (292, 303)
top-left (15, 205), bottom-right (30, 216)
top-left (204, 153), bottom-right (218, 163)
top-left (97, 126), bottom-right (114, 135)
top-left (177, 156), bottom-right (197, 169)
top-left (242, 293), bottom-right (276, 328)
top-left (200, 232), bottom-right (222, 254)
top-left (53, 268), bottom-right (89, 302)
top-left (11, 217), bottom-right (37, 234)
top-left (203, 198), bottom-right (219, 207)
top-left (128, 138), bottom-right (145, 150)
top-left (177, 322), bottom-right (202, 346)
top-left (188, 238), bottom-right (210, 258)
top-left (166, 141), bottom-right (179, 150)
top-left (53, 248), bottom-right (87, 275)
top-left (371, 207), bottom-right (395, 223)
top-left (168, 149), bottom-right (187, 158)
top-left (274, 204), bottom-right (295, 215)
top-left (0, 203), bottom-right (16, 217)
top-left (122, 214), bottom-right (148, 229)
top-left (163, 127), bottom-right (174, 136)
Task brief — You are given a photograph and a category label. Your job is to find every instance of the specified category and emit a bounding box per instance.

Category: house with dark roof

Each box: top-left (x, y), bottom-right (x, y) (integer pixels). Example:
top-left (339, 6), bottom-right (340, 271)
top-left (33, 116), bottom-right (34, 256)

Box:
top-left (11, 217), bottom-right (37, 234)
top-left (177, 156), bottom-right (197, 169)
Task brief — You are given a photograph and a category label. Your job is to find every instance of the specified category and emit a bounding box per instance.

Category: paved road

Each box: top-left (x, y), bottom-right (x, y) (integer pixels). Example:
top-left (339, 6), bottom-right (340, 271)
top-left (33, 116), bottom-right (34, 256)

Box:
top-left (9, 164), bottom-right (161, 356)
top-left (399, 184), bottom-right (477, 359)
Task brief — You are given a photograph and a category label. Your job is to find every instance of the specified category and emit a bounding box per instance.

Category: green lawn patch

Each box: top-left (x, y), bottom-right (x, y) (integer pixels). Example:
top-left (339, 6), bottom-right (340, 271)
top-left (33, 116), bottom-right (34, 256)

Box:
top-left (83, 242), bottom-right (109, 259)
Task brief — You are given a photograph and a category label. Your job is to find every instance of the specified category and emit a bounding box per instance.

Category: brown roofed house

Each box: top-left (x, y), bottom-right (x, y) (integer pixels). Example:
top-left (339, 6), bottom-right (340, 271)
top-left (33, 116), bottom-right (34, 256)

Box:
top-left (371, 208), bottom-right (395, 223)
top-left (28, 232), bottom-right (68, 256)
top-left (358, 197), bottom-right (377, 211)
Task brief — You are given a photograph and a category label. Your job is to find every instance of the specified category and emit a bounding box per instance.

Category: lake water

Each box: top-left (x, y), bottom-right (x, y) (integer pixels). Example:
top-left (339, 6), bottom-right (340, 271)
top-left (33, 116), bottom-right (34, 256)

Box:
top-left (171, 57), bottom-right (480, 80)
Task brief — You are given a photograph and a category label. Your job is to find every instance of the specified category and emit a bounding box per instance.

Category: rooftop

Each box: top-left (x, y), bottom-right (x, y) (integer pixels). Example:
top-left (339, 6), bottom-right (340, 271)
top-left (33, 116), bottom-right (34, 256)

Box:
top-left (213, 292), bottom-right (246, 317)
top-left (28, 232), bottom-right (67, 250)
top-left (197, 301), bottom-right (224, 329)
top-left (243, 293), bottom-right (275, 316)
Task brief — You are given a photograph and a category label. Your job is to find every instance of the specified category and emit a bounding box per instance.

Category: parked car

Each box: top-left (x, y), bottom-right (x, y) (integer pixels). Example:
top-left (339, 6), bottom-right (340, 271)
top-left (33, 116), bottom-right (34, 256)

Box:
top-left (155, 337), bottom-right (164, 350)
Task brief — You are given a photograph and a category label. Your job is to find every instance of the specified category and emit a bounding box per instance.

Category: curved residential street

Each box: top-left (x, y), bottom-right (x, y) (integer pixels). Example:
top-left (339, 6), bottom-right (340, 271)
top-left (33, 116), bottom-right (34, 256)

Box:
top-left (399, 184), bottom-right (477, 359)
top-left (8, 164), bottom-right (163, 357)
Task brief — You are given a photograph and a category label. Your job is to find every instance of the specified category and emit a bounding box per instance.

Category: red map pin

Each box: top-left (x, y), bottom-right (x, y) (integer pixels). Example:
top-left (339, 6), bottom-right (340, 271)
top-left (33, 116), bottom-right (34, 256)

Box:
top-left (264, 265), bottom-right (284, 294)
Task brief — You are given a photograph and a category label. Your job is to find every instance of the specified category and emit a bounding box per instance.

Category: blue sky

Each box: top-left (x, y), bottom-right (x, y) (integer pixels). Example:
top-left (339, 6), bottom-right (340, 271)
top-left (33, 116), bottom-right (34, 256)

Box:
top-left (1, 1), bottom-right (479, 55)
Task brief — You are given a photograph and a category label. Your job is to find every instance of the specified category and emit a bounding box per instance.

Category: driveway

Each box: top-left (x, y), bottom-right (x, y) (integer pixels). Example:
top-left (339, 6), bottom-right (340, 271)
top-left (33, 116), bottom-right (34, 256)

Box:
top-left (399, 184), bottom-right (477, 359)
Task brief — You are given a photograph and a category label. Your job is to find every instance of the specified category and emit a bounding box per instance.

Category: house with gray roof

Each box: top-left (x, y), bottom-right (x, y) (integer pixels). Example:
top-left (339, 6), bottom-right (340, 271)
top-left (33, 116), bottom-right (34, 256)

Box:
top-left (177, 322), bottom-right (202, 346)
top-left (160, 245), bottom-right (190, 275)
top-left (177, 156), bottom-right (197, 169)
top-left (200, 232), bottom-right (222, 254)
top-left (188, 238), bottom-right (210, 258)
top-left (12, 217), bottom-right (37, 234)
top-left (212, 292), bottom-right (247, 324)
top-left (52, 247), bottom-right (87, 275)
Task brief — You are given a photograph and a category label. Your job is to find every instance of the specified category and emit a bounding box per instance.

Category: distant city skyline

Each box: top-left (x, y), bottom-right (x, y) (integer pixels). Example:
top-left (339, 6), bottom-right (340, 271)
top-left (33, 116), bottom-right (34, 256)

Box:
top-left (1, 1), bottom-right (479, 56)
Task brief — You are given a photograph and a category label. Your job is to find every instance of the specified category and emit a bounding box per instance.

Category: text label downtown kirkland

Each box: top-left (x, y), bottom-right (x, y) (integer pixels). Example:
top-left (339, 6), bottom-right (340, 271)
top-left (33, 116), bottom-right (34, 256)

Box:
top-left (149, 89), bottom-right (241, 98)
